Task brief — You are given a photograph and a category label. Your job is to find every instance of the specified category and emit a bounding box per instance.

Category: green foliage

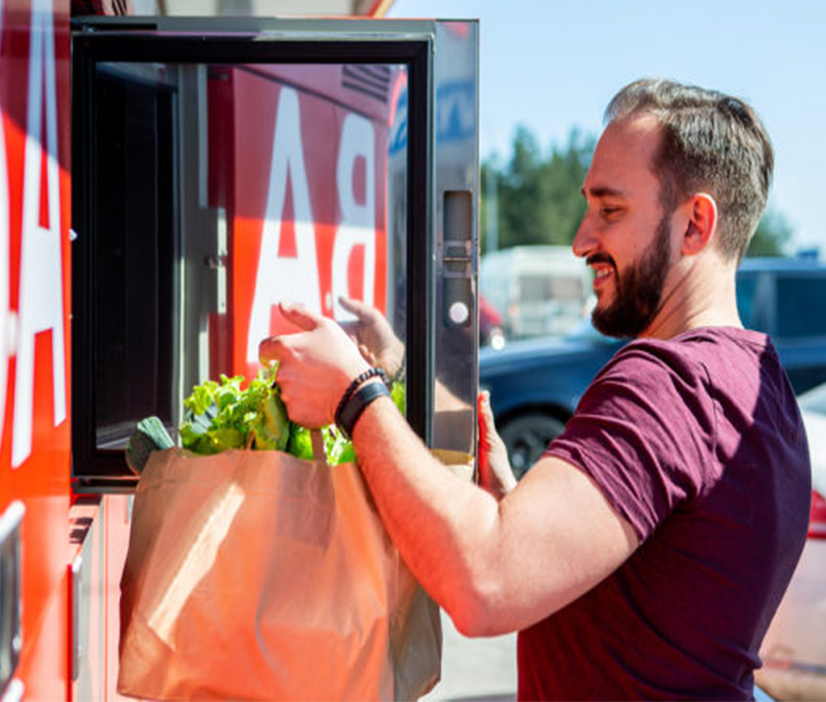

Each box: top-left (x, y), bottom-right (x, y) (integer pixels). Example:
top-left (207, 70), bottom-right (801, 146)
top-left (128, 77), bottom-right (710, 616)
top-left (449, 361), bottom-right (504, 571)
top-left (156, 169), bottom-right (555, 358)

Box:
top-left (482, 127), bottom-right (594, 252)
top-left (746, 208), bottom-right (793, 257)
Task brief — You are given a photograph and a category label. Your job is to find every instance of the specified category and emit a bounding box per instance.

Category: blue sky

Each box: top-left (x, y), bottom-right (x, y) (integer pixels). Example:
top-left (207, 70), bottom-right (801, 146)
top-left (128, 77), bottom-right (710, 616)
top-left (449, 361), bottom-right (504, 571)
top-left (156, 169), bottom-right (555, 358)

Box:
top-left (387, 0), bottom-right (826, 254)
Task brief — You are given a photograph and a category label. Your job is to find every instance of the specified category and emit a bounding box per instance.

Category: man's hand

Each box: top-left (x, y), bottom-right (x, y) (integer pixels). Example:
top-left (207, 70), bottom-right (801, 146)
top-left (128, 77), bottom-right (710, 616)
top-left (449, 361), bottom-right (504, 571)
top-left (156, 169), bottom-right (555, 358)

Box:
top-left (338, 297), bottom-right (405, 379)
top-left (259, 303), bottom-right (370, 428)
top-left (477, 391), bottom-right (517, 499)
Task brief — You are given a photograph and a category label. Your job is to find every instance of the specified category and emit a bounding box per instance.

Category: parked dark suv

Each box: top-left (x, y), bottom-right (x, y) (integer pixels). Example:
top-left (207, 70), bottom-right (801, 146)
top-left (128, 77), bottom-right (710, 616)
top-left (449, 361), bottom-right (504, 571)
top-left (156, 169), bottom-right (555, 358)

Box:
top-left (479, 255), bottom-right (826, 476)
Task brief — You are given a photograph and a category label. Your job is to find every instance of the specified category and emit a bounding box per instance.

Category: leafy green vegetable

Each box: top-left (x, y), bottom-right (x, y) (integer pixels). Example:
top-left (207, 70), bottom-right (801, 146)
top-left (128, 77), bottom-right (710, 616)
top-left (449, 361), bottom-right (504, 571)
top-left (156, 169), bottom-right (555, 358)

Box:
top-left (390, 380), bottom-right (405, 415)
top-left (252, 388), bottom-right (290, 451)
top-left (179, 370), bottom-right (408, 464)
top-left (323, 424), bottom-right (356, 466)
top-left (287, 424), bottom-right (314, 460)
top-left (179, 371), bottom-right (286, 455)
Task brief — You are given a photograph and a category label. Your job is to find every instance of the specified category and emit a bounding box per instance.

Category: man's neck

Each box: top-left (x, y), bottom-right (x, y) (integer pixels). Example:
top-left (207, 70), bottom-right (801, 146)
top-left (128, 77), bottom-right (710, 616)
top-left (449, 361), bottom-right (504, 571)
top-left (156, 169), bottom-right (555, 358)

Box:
top-left (640, 256), bottom-right (742, 340)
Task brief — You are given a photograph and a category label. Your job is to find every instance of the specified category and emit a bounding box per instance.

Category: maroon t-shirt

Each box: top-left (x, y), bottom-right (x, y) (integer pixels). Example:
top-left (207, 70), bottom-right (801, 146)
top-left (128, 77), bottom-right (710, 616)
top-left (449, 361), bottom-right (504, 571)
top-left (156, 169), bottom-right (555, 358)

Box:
top-left (518, 327), bottom-right (811, 701)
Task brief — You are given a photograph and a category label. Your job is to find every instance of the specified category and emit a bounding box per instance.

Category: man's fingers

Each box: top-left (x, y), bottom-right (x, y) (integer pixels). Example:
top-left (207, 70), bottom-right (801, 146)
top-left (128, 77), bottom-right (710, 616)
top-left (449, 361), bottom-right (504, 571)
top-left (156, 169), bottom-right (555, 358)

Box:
top-left (478, 391), bottom-right (496, 437)
top-left (339, 320), bottom-right (359, 342)
top-left (279, 302), bottom-right (323, 331)
top-left (477, 391), bottom-right (491, 478)
top-left (358, 343), bottom-right (378, 367)
top-left (338, 296), bottom-right (370, 318)
top-left (258, 303), bottom-right (327, 365)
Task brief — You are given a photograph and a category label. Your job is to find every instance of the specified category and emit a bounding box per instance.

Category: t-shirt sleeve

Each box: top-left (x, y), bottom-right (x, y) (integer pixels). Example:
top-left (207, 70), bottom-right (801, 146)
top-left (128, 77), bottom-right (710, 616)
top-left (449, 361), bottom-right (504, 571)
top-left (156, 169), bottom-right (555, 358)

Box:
top-left (546, 342), bottom-right (717, 542)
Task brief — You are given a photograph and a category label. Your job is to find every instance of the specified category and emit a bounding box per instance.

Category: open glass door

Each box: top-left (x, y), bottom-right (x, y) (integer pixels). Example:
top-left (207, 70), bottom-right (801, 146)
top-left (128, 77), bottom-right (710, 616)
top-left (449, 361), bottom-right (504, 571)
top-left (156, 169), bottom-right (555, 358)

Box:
top-left (71, 17), bottom-right (479, 489)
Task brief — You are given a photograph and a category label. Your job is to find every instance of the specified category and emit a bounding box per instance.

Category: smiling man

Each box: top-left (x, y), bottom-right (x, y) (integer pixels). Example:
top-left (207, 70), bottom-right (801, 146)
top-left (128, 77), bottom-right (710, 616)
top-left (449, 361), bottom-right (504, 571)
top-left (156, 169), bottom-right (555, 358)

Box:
top-left (259, 79), bottom-right (811, 701)
top-left (577, 118), bottom-right (674, 339)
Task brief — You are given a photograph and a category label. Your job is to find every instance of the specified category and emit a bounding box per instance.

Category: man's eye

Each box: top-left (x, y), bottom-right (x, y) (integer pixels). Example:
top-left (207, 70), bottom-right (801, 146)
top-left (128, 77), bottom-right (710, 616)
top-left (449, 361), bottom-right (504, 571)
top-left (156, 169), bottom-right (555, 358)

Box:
top-left (601, 206), bottom-right (621, 218)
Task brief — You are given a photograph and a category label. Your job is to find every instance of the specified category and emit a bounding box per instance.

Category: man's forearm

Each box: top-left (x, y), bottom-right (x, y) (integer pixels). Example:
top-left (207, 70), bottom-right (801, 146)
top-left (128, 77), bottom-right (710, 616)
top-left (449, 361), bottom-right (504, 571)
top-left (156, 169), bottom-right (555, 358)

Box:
top-left (261, 292), bottom-right (640, 640)
top-left (350, 396), bottom-right (506, 635)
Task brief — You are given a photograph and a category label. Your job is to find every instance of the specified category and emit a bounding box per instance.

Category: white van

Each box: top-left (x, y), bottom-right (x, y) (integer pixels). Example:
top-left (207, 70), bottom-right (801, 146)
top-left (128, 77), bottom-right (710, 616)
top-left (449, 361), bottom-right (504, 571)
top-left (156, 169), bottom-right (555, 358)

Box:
top-left (480, 245), bottom-right (593, 340)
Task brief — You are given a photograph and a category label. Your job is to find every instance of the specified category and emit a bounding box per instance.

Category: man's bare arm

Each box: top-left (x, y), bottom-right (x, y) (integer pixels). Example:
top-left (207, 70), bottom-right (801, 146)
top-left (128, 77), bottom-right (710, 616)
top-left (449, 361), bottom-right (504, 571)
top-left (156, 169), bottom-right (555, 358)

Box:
top-left (350, 397), bottom-right (638, 635)
top-left (260, 303), bottom-right (639, 636)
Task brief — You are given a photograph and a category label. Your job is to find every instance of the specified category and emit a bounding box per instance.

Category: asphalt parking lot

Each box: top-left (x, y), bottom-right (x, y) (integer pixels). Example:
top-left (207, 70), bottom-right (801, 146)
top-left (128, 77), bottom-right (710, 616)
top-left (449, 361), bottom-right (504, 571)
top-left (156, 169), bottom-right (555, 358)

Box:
top-left (422, 612), bottom-right (517, 702)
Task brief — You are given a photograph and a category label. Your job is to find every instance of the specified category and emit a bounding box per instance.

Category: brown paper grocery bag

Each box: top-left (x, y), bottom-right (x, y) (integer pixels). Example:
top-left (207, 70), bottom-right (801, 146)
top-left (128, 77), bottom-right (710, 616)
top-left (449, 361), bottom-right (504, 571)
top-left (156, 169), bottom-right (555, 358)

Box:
top-left (118, 444), bottom-right (472, 701)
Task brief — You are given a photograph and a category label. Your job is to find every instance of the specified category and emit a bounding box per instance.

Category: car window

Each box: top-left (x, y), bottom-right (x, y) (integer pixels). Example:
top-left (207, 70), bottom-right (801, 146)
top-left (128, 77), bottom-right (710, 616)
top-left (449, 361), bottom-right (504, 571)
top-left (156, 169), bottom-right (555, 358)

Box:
top-left (776, 276), bottom-right (826, 338)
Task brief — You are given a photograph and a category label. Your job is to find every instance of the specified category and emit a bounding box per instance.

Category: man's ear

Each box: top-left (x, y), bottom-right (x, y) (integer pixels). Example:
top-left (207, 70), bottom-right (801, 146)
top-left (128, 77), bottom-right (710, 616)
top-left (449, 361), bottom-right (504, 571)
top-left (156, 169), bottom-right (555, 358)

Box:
top-left (680, 193), bottom-right (718, 255)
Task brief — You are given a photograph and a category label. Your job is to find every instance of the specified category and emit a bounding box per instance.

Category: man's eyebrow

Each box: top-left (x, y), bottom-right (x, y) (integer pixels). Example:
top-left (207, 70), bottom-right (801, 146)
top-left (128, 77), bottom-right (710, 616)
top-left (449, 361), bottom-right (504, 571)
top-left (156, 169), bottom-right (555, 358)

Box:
top-left (581, 186), bottom-right (627, 199)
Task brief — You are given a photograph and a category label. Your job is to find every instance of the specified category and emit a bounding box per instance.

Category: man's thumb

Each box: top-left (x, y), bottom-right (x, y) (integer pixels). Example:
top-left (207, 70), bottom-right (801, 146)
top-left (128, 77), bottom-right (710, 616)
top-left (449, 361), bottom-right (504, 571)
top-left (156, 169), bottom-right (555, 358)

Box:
top-left (478, 391), bottom-right (495, 448)
top-left (338, 296), bottom-right (369, 318)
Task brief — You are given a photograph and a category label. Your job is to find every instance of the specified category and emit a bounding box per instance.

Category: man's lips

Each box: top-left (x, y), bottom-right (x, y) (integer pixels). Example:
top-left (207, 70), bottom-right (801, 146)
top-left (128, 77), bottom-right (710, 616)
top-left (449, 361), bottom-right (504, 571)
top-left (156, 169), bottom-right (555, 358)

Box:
top-left (586, 255), bottom-right (616, 291)
top-left (592, 267), bottom-right (613, 290)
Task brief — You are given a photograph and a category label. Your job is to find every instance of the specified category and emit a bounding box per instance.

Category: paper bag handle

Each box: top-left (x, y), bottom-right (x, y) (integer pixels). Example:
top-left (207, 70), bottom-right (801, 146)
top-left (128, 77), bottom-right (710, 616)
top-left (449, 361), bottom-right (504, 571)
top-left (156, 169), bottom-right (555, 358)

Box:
top-left (311, 429), bottom-right (327, 466)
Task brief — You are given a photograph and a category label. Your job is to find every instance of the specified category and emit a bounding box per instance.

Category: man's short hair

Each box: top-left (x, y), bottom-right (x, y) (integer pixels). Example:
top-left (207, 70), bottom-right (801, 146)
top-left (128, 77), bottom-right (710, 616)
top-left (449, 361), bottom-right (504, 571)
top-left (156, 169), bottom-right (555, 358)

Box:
top-left (605, 78), bottom-right (774, 262)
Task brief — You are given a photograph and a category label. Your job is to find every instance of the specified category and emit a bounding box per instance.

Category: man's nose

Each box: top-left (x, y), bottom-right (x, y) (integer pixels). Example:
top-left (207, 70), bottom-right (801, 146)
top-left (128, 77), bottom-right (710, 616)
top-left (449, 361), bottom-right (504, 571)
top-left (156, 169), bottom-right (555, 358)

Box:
top-left (572, 216), bottom-right (596, 259)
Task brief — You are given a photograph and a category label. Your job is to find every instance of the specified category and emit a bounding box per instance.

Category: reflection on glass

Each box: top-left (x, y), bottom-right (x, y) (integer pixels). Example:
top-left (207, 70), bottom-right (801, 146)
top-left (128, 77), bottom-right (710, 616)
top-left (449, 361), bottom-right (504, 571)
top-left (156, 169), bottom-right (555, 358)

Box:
top-left (92, 61), bottom-right (408, 449)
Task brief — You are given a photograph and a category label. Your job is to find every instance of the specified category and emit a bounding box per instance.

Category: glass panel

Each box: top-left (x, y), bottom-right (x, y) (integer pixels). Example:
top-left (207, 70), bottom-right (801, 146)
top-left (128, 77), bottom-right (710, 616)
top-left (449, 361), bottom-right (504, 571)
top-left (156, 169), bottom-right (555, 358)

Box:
top-left (91, 60), bottom-right (409, 450)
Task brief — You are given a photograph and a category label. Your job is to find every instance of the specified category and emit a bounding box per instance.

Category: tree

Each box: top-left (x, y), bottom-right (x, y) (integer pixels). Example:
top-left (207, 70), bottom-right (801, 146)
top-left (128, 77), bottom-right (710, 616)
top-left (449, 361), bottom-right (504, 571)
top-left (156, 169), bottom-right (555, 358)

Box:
top-left (746, 208), bottom-right (793, 257)
top-left (481, 126), bottom-right (593, 253)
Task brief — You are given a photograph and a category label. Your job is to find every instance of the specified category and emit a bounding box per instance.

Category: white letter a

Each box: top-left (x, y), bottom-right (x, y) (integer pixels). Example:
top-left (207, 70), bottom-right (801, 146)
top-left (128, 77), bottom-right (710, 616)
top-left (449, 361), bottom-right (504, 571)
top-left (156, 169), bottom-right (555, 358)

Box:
top-left (246, 87), bottom-right (320, 364)
top-left (13, 0), bottom-right (66, 467)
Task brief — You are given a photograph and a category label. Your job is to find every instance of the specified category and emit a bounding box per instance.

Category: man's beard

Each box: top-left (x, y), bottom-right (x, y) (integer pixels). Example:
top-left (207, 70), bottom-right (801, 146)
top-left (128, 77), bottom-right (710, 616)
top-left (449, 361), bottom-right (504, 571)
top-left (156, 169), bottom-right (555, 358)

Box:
top-left (590, 214), bottom-right (672, 338)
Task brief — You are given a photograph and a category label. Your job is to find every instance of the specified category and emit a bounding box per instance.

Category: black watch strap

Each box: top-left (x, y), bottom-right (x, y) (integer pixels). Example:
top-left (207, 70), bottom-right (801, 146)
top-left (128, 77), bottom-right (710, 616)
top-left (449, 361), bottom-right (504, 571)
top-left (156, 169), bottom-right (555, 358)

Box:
top-left (336, 381), bottom-right (390, 439)
top-left (334, 367), bottom-right (389, 423)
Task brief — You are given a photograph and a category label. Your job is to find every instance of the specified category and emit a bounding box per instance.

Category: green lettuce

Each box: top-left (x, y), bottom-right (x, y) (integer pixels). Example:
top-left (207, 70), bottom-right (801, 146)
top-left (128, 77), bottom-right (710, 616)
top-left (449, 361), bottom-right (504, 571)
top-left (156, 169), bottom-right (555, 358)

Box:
top-left (179, 369), bottom-right (405, 465)
top-left (179, 371), bottom-right (290, 455)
